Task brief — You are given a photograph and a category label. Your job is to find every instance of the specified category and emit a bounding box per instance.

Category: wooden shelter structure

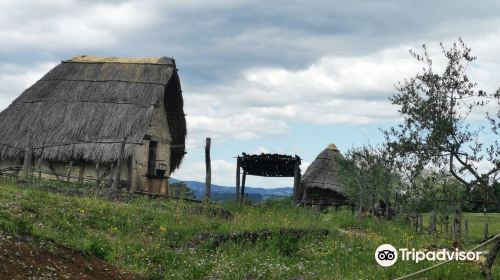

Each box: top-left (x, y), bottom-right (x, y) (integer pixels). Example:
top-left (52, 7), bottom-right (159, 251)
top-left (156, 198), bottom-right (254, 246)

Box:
top-left (0, 55), bottom-right (186, 194)
top-left (300, 144), bottom-right (348, 206)
top-left (235, 153), bottom-right (301, 203)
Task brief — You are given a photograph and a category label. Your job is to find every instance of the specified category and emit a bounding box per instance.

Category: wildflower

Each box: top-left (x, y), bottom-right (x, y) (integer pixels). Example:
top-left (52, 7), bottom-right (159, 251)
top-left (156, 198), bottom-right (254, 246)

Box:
top-left (160, 226), bottom-right (167, 232)
top-left (78, 208), bottom-right (85, 214)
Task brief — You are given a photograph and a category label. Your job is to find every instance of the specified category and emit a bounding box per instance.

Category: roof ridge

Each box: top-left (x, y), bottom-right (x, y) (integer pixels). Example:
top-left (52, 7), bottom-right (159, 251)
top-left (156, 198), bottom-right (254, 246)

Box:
top-left (64, 55), bottom-right (174, 65)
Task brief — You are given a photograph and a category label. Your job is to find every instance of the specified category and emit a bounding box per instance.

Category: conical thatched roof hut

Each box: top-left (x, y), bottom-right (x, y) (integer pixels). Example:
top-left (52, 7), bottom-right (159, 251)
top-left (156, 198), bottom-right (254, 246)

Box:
top-left (0, 55), bottom-right (186, 192)
top-left (300, 144), bottom-right (348, 205)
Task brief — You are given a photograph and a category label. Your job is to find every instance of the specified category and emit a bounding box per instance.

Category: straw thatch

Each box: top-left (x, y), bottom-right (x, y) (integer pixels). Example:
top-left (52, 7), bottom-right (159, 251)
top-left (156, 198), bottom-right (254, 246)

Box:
top-left (239, 153), bottom-right (300, 177)
top-left (0, 56), bottom-right (186, 170)
top-left (300, 144), bottom-right (347, 203)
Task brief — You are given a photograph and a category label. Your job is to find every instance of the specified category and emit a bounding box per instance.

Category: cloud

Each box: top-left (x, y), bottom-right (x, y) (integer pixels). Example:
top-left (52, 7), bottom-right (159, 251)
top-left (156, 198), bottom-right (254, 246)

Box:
top-left (174, 159), bottom-right (235, 186)
top-left (173, 157), bottom-right (310, 188)
top-left (0, 62), bottom-right (56, 108)
top-left (182, 44), bottom-right (420, 145)
top-left (2, 0), bottom-right (500, 187)
top-left (254, 146), bottom-right (271, 154)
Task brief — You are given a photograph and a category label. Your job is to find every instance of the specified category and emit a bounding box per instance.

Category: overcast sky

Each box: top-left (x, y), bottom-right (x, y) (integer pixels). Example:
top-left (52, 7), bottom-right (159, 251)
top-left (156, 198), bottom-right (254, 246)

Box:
top-left (1, 0), bottom-right (500, 188)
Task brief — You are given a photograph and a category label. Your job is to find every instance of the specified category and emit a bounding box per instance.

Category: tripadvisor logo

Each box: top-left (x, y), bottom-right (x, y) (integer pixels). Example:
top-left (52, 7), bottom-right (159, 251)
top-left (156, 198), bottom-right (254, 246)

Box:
top-left (375, 244), bottom-right (482, 267)
top-left (375, 244), bottom-right (398, 267)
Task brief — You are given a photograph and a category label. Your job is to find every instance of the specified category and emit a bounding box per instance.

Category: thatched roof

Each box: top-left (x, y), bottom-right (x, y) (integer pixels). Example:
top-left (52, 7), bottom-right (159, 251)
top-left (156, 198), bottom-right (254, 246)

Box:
top-left (0, 55), bottom-right (186, 170)
top-left (301, 144), bottom-right (346, 196)
top-left (239, 153), bottom-right (300, 177)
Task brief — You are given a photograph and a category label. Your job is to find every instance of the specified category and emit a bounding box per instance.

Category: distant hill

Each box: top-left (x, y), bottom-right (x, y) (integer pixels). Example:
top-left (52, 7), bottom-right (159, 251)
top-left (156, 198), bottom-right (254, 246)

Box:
top-left (169, 178), bottom-right (293, 201)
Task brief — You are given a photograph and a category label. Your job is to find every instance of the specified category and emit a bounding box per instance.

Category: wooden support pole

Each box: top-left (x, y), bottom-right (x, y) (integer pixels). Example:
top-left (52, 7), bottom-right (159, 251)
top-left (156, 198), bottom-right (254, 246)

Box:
top-left (444, 218), bottom-right (449, 239)
top-left (37, 157), bottom-right (42, 180)
top-left (417, 215), bottom-right (423, 233)
top-left (293, 157), bottom-right (301, 204)
top-left (454, 210), bottom-right (461, 245)
top-left (429, 212), bottom-right (436, 235)
top-left (66, 161), bottom-right (73, 183)
top-left (452, 223), bottom-right (457, 243)
top-left (108, 163), bottom-right (115, 187)
top-left (204, 137), bottom-right (211, 203)
top-left (127, 156), bottom-right (133, 192)
top-left (22, 134), bottom-right (33, 179)
top-left (112, 137), bottom-right (127, 189)
top-left (241, 172), bottom-right (247, 204)
top-left (95, 162), bottom-right (100, 187)
top-left (235, 157), bottom-right (241, 203)
top-left (78, 161), bottom-right (85, 183)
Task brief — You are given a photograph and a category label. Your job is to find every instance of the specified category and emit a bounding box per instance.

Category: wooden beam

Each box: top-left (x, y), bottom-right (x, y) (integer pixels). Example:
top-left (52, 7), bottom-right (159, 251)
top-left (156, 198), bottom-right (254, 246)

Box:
top-left (204, 137), bottom-right (211, 203)
top-left (78, 161), bottom-right (85, 183)
top-left (293, 157), bottom-right (301, 204)
top-left (66, 161), bottom-right (73, 183)
top-left (127, 156), bottom-right (133, 192)
top-left (108, 163), bottom-right (115, 187)
top-left (112, 137), bottom-right (127, 189)
top-left (241, 171), bottom-right (247, 204)
top-left (37, 157), bottom-right (42, 180)
top-left (236, 157), bottom-right (241, 203)
top-left (95, 162), bottom-right (100, 187)
top-left (47, 161), bottom-right (62, 181)
top-left (22, 133), bottom-right (33, 179)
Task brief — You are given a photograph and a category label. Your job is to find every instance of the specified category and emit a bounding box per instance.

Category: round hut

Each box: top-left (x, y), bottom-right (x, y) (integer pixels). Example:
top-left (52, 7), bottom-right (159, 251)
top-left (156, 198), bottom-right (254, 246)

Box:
top-left (300, 144), bottom-right (348, 206)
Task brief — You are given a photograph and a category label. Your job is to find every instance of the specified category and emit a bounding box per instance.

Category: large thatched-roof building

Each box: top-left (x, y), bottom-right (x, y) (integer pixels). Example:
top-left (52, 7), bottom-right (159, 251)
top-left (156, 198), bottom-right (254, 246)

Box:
top-left (300, 144), bottom-right (348, 205)
top-left (0, 55), bottom-right (186, 192)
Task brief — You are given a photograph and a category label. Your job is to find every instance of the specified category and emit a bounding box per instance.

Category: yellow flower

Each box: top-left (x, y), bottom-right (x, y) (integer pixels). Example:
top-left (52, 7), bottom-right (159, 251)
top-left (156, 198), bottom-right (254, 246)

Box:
top-left (159, 226), bottom-right (167, 232)
top-left (78, 208), bottom-right (85, 214)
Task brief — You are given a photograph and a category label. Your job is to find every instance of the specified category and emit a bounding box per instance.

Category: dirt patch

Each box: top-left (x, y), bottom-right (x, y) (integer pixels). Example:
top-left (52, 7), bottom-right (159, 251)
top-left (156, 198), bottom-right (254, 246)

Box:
top-left (0, 231), bottom-right (139, 280)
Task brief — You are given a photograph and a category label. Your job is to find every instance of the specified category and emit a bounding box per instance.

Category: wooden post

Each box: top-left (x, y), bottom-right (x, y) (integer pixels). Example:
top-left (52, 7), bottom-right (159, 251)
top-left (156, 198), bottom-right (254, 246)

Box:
top-left (455, 209), bottom-right (462, 241)
top-left (292, 157), bottom-right (301, 204)
top-left (484, 223), bottom-right (489, 241)
top-left (235, 157), bottom-right (241, 203)
top-left (464, 219), bottom-right (469, 239)
top-left (444, 218), bottom-right (449, 239)
top-left (37, 157), bottom-right (42, 180)
top-left (78, 161), bottom-right (85, 184)
top-left (22, 135), bottom-right (33, 179)
top-left (452, 223), bottom-right (457, 243)
top-left (204, 137), bottom-right (211, 203)
top-left (417, 215), bottom-right (423, 233)
top-left (66, 161), bottom-right (73, 183)
top-left (429, 212), bottom-right (436, 235)
top-left (95, 162), bottom-right (100, 187)
top-left (241, 172), bottom-right (247, 204)
top-left (112, 137), bottom-right (127, 189)
top-left (454, 210), bottom-right (461, 244)
top-left (108, 163), bottom-right (115, 187)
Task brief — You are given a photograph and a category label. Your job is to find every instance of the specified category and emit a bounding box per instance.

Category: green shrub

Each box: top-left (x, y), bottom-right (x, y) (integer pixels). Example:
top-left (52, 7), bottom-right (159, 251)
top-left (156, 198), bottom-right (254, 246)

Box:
top-left (269, 234), bottom-right (300, 256)
top-left (87, 238), bottom-right (112, 260)
top-left (0, 211), bottom-right (33, 235)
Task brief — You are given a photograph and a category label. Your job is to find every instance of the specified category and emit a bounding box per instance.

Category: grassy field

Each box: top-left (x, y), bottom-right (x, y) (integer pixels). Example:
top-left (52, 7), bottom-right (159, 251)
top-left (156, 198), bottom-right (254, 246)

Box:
top-left (421, 213), bottom-right (500, 244)
top-left (0, 179), bottom-right (498, 279)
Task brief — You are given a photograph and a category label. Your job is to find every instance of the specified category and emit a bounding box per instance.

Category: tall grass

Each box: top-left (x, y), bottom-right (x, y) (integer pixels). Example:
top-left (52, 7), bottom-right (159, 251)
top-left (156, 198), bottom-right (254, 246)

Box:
top-left (0, 179), bottom-right (495, 279)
